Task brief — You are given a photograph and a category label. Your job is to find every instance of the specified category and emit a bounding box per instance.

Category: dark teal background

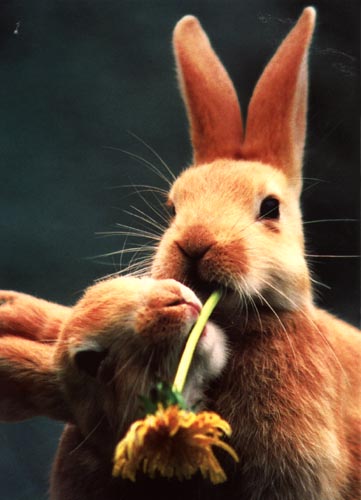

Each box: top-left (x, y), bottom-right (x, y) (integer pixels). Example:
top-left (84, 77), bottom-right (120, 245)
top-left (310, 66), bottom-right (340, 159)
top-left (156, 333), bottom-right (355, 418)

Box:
top-left (0, 1), bottom-right (359, 498)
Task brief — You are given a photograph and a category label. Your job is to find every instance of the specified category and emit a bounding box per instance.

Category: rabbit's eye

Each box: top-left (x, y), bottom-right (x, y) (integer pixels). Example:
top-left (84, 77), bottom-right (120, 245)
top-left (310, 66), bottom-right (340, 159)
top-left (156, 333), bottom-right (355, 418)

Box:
top-left (74, 347), bottom-right (108, 377)
top-left (259, 196), bottom-right (280, 220)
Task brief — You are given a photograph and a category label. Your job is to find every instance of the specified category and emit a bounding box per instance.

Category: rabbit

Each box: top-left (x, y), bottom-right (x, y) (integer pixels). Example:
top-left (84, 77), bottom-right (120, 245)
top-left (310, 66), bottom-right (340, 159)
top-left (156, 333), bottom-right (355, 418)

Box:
top-left (0, 277), bottom-right (227, 499)
top-left (148, 7), bottom-right (361, 500)
top-left (0, 6), bottom-right (360, 500)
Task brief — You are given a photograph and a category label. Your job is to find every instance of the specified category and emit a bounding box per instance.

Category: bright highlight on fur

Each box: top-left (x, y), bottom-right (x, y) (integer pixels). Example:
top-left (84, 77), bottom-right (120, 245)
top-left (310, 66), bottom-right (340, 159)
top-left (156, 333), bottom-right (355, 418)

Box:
top-left (112, 290), bottom-right (238, 484)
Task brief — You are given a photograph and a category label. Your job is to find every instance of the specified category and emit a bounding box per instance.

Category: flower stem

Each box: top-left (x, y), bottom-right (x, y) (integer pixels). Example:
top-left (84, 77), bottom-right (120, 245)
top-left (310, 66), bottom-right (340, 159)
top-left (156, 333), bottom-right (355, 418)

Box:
top-left (172, 289), bottom-right (222, 394)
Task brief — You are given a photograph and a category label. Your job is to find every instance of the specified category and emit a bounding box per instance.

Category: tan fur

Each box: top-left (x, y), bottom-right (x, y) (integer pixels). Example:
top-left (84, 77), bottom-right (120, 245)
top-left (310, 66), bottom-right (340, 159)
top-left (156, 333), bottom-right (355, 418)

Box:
top-left (149, 7), bottom-right (360, 499)
top-left (173, 16), bottom-right (243, 164)
top-left (0, 7), bottom-right (359, 500)
top-left (0, 278), bottom-right (226, 499)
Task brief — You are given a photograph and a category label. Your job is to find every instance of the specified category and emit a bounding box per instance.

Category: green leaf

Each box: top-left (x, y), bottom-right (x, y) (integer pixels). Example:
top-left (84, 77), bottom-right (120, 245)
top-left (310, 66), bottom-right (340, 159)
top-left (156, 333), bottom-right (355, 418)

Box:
top-left (138, 381), bottom-right (188, 415)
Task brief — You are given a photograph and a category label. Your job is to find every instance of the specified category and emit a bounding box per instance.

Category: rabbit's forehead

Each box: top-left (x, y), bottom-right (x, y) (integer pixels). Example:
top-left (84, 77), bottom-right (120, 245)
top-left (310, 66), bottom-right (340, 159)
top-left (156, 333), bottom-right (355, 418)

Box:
top-left (170, 160), bottom-right (289, 205)
top-left (62, 277), bottom-right (194, 342)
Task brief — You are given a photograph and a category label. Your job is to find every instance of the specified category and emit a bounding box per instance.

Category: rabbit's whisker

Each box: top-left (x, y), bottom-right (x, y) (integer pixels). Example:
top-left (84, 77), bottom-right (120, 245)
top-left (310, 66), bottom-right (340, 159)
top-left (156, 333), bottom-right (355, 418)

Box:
top-left (97, 257), bottom-right (152, 281)
top-left (95, 246), bottom-right (156, 259)
top-left (256, 276), bottom-right (346, 378)
top-left (103, 146), bottom-right (172, 187)
top-left (309, 277), bottom-right (331, 290)
top-left (251, 286), bottom-right (297, 362)
top-left (132, 188), bottom-right (170, 226)
top-left (240, 277), bottom-right (263, 334)
top-left (107, 184), bottom-right (168, 196)
top-left (69, 416), bottom-right (106, 456)
top-left (126, 131), bottom-right (176, 182)
top-left (125, 207), bottom-right (167, 233)
top-left (303, 218), bottom-right (357, 225)
top-left (96, 231), bottom-right (161, 242)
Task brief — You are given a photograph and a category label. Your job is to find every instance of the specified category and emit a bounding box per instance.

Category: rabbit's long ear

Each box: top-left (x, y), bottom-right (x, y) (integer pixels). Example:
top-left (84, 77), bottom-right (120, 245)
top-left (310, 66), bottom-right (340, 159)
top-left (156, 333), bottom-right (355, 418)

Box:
top-left (0, 291), bottom-right (72, 422)
top-left (243, 7), bottom-right (316, 190)
top-left (173, 16), bottom-right (243, 164)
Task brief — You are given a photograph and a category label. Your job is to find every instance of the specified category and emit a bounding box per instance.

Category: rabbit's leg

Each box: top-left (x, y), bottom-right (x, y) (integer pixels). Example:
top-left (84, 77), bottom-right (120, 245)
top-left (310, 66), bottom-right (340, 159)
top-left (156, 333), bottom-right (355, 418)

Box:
top-left (0, 290), bottom-right (71, 341)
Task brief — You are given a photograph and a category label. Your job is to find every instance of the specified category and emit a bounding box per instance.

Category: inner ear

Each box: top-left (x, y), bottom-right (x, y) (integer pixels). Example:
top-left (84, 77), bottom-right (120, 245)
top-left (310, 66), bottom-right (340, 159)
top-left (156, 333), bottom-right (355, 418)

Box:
top-left (74, 347), bottom-right (108, 377)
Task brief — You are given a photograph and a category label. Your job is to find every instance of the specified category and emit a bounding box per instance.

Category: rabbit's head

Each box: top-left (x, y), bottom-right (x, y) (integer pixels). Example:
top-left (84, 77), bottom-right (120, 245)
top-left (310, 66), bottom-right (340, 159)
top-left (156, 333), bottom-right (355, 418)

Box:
top-left (55, 277), bottom-right (227, 443)
top-left (152, 8), bottom-right (316, 317)
top-left (0, 278), bottom-right (226, 451)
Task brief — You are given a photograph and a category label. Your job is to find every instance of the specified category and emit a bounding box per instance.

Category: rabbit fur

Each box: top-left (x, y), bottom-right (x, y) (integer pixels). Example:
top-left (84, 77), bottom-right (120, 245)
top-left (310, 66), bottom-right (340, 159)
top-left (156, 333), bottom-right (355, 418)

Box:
top-left (0, 7), bottom-right (360, 500)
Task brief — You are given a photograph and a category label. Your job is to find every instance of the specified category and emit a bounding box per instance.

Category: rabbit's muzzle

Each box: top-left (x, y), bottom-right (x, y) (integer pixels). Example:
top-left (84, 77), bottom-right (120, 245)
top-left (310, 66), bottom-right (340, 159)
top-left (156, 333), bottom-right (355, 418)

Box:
top-left (166, 225), bottom-right (248, 298)
top-left (175, 224), bottom-right (215, 261)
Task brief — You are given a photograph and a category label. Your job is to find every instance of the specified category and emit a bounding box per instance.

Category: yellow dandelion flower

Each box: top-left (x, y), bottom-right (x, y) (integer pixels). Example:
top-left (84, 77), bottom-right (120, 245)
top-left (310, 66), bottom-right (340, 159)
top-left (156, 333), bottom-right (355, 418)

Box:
top-left (112, 290), bottom-right (239, 484)
top-left (112, 404), bottom-right (238, 484)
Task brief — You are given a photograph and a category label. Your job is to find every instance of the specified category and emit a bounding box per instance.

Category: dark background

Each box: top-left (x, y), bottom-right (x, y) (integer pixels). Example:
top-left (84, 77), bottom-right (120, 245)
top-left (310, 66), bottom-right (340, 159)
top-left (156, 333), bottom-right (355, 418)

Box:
top-left (0, 1), bottom-right (359, 498)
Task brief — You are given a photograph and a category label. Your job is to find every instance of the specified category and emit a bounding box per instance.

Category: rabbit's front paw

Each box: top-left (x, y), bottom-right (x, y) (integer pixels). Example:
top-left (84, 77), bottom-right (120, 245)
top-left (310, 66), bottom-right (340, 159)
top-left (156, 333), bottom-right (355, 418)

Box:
top-left (0, 290), bottom-right (70, 341)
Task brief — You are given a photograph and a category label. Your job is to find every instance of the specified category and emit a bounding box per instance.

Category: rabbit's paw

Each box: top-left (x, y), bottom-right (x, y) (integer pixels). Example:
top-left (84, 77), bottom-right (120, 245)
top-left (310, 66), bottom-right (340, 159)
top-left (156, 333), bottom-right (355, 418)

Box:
top-left (0, 290), bottom-right (70, 341)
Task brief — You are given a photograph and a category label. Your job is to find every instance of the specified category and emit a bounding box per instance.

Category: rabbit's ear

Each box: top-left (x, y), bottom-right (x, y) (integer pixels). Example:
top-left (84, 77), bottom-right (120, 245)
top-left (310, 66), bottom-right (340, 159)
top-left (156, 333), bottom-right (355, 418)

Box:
top-left (173, 16), bottom-right (243, 164)
top-left (0, 291), bottom-right (72, 422)
top-left (243, 7), bottom-right (316, 190)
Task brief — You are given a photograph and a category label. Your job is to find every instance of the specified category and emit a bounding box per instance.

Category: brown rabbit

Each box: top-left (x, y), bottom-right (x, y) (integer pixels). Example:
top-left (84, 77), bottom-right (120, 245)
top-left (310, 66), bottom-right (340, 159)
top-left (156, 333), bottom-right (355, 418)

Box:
top-left (0, 6), bottom-right (360, 500)
top-left (0, 277), bottom-right (227, 499)
top-left (149, 7), bottom-right (361, 500)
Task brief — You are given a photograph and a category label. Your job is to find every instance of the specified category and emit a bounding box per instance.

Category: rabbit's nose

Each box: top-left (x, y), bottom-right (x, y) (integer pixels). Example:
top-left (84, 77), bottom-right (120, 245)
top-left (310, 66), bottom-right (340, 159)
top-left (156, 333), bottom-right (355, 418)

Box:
top-left (175, 225), bottom-right (215, 261)
top-left (176, 241), bottom-right (211, 260)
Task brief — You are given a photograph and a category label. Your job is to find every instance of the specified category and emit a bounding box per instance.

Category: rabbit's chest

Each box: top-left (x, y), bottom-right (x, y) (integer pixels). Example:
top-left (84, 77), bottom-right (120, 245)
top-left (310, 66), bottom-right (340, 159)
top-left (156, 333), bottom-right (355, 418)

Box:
top-left (207, 333), bottom-right (347, 499)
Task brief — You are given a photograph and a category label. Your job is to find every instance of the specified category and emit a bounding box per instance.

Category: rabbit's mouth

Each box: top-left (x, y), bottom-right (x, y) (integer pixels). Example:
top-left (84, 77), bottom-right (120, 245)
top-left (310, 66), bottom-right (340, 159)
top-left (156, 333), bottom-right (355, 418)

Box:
top-left (185, 275), bottom-right (239, 314)
top-left (186, 276), bottom-right (218, 299)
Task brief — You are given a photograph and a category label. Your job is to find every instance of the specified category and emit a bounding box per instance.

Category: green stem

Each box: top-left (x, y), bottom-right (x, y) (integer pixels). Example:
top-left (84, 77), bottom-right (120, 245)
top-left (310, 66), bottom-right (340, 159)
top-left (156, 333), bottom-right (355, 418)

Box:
top-left (172, 289), bottom-right (222, 394)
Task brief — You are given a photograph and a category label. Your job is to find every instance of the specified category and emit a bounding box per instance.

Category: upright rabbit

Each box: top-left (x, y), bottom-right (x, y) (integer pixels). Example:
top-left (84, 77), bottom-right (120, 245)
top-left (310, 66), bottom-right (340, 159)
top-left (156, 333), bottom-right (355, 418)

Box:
top-left (150, 7), bottom-right (360, 500)
top-left (0, 6), bottom-right (360, 500)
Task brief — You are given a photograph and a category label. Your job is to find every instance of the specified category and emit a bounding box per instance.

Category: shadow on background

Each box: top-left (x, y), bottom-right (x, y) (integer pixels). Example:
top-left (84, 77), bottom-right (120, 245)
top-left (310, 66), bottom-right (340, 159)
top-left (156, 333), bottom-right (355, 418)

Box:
top-left (0, 1), bottom-right (359, 499)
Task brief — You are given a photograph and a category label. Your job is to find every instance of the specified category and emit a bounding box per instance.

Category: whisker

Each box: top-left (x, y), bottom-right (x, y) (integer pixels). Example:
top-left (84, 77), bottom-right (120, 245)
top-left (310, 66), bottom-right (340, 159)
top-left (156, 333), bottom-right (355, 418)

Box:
top-left (127, 131), bottom-right (176, 182)
top-left (255, 286), bottom-right (298, 362)
top-left (98, 256), bottom-right (153, 281)
top-left (96, 230), bottom-right (161, 242)
top-left (310, 277), bottom-right (331, 290)
top-left (255, 276), bottom-right (347, 379)
top-left (132, 188), bottom-right (170, 226)
top-left (240, 277), bottom-right (263, 333)
top-left (303, 219), bottom-right (357, 225)
top-left (69, 416), bottom-right (105, 455)
top-left (107, 184), bottom-right (168, 196)
top-left (95, 245), bottom-right (156, 259)
top-left (103, 146), bottom-right (172, 187)
top-left (108, 353), bottom-right (139, 386)
top-left (125, 206), bottom-right (166, 233)
top-left (115, 222), bottom-right (162, 238)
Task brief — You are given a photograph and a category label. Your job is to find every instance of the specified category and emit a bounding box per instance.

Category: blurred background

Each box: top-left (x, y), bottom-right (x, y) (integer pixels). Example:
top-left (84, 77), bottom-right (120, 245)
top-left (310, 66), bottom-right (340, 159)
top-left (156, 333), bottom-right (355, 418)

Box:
top-left (0, 1), bottom-right (359, 498)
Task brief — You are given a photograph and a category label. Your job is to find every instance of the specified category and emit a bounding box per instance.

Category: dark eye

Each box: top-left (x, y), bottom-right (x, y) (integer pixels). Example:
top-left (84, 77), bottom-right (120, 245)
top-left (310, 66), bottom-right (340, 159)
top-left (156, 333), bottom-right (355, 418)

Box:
top-left (259, 196), bottom-right (280, 220)
top-left (74, 347), bottom-right (108, 377)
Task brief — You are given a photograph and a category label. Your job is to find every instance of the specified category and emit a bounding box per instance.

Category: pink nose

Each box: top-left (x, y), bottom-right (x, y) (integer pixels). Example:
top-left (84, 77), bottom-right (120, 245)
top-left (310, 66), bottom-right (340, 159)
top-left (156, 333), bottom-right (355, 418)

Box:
top-left (175, 225), bottom-right (215, 261)
top-left (176, 241), bottom-right (212, 260)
